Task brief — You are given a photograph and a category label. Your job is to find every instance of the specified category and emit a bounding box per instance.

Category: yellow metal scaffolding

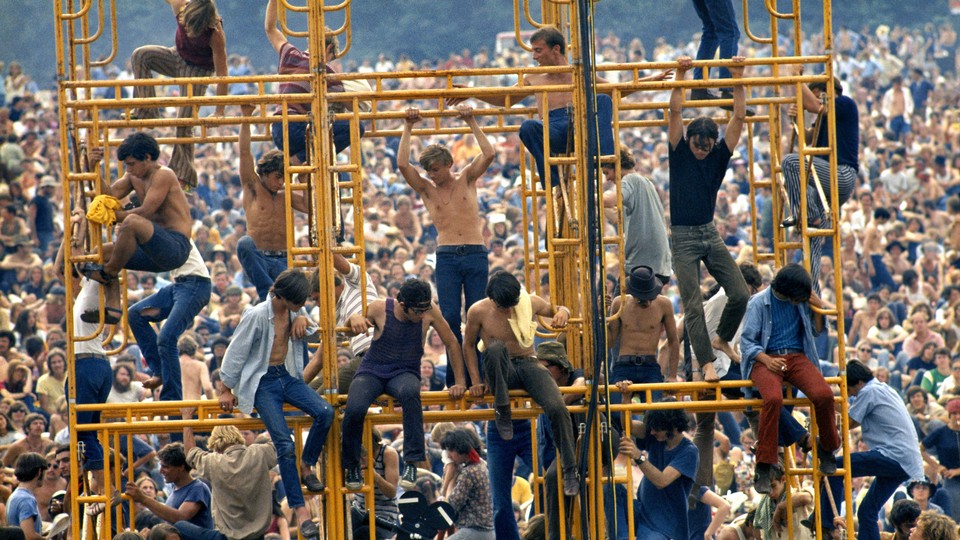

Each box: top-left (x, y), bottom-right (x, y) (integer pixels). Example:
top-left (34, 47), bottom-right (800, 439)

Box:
top-left (53, 0), bottom-right (853, 538)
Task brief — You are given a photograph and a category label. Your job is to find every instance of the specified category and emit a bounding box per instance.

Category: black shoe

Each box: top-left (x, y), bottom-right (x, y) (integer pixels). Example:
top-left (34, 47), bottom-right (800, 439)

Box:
top-left (719, 89), bottom-right (757, 116)
top-left (495, 406), bottom-right (514, 440)
top-left (799, 515), bottom-right (817, 534)
top-left (754, 462), bottom-right (773, 494)
top-left (299, 519), bottom-right (320, 540)
top-left (399, 463), bottom-right (418, 489)
top-left (781, 215), bottom-right (798, 228)
top-left (690, 88), bottom-right (719, 101)
top-left (562, 467), bottom-right (581, 496)
top-left (302, 472), bottom-right (324, 493)
top-left (344, 466), bottom-right (362, 491)
top-left (817, 440), bottom-right (837, 475)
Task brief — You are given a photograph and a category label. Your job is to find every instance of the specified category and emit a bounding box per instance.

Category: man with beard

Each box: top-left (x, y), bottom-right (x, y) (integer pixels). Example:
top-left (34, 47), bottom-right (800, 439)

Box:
top-left (107, 363), bottom-right (147, 403)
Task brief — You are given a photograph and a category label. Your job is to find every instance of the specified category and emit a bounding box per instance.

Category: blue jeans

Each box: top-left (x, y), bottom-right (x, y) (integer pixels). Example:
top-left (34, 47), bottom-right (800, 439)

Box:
top-left (128, 276), bottom-right (211, 403)
top-left (173, 521), bottom-right (227, 540)
top-left (610, 360), bottom-right (663, 404)
top-left (821, 451), bottom-right (909, 540)
top-left (435, 246), bottom-right (488, 387)
top-left (487, 420), bottom-right (534, 540)
top-left (125, 225), bottom-right (191, 273)
top-left (254, 365), bottom-right (334, 509)
top-left (271, 117), bottom-right (360, 163)
top-left (603, 483), bottom-right (632, 540)
top-left (66, 356), bottom-right (112, 470)
top-left (519, 94), bottom-right (614, 187)
top-left (691, 0), bottom-right (741, 81)
top-left (889, 116), bottom-right (911, 140)
top-left (237, 235), bottom-right (289, 301)
top-left (36, 230), bottom-right (53, 257)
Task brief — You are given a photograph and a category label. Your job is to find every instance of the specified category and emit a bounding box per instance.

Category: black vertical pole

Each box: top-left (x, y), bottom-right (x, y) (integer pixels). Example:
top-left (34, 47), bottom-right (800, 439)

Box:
top-left (573, 2), bottom-right (608, 540)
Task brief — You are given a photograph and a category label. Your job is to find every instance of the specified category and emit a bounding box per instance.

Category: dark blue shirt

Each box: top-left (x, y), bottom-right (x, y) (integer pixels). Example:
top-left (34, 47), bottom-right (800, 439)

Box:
top-left (165, 479), bottom-right (213, 529)
top-left (766, 294), bottom-right (804, 352)
top-left (816, 95), bottom-right (859, 172)
top-left (669, 137), bottom-right (732, 226)
top-left (636, 434), bottom-right (698, 539)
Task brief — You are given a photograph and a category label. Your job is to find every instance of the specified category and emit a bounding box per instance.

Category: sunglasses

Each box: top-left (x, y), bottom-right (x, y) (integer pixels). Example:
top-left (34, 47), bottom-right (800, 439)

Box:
top-left (692, 138), bottom-right (715, 152)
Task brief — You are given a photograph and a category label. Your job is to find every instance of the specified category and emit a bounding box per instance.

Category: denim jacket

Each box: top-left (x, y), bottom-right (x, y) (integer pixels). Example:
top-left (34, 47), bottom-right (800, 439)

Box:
top-left (219, 294), bottom-right (317, 414)
top-left (739, 288), bottom-right (821, 380)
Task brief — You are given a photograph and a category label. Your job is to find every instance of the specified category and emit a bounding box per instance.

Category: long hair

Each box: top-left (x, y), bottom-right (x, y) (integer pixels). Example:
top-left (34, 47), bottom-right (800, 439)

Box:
top-left (179, 0), bottom-right (219, 37)
top-left (208, 425), bottom-right (244, 453)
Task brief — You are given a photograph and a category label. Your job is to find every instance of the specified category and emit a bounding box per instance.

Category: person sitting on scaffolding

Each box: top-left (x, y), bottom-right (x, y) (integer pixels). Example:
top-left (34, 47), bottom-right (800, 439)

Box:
top-left (780, 68), bottom-right (859, 290)
top-left (340, 278), bottom-right (473, 491)
top-left (454, 26), bottom-right (671, 187)
top-left (739, 263), bottom-right (840, 494)
top-left (216, 269), bottom-right (332, 540)
top-left (129, 0), bottom-right (228, 188)
top-left (264, 0), bottom-right (363, 166)
top-left (462, 271), bottom-right (580, 496)
top-left (80, 133), bottom-right (192, 325)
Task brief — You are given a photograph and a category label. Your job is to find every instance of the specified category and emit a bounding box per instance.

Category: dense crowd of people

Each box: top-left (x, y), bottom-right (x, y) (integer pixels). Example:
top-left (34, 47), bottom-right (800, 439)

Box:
top-left (2, 0), bottom-right (960, 539)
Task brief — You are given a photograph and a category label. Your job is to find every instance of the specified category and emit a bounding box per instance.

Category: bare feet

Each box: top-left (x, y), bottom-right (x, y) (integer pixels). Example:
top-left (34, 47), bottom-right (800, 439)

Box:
top-left (701, 362), bottom-right (720, 383)
top-left (712, 337), bottom-right (741, 363)
top-left (143, 376), bottom-right (163, 390)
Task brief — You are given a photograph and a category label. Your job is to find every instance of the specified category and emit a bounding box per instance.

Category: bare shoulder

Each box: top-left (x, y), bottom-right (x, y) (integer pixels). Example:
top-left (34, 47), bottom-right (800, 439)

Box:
top-left (467, 298), bottom-right (492, 319)
top-left (154, 166), bottom-right (181, 188)
top-left (610, 295), bottom-right (623, 311)
top-left (656, 295), bottom-right (673, 313)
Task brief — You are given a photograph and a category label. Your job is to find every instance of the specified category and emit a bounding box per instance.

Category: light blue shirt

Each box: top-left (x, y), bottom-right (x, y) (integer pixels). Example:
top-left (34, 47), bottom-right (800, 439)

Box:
top-left (849, 379), bottom-right (925, 481)
top-left (219, 294), bottom-right (317, 414)
top-left (740, 288), bottom-right (821, 381)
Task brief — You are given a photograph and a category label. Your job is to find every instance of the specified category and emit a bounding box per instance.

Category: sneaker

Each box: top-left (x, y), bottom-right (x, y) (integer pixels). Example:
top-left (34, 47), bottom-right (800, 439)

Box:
top-left (817, 440), bottom-right (837, 475)
top-left (690, 88), bottom-right (719, 101)
top-left (562, 467), bottom-right (580, 496)
top-left (299, 519), bottom-right (320, 540)
top-left (344, 466), bottom-right (363, 491)
top-left (754, 462), bottom-right (773, 494)
top-left (302, 472), bottom-right (324, 493)
top-left (400, 463), bottom-right (418, 489)
top-left (495, 406), bottom-right (514, 440)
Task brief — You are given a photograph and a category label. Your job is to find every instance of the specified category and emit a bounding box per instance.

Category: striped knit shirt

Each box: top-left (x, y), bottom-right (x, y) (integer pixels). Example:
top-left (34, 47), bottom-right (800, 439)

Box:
top-left (336, 261), bottom-right (379, 356)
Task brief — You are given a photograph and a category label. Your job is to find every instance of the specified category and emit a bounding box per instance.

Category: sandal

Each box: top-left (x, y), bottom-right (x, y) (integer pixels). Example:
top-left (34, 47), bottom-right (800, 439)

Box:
top-left (80, 307), bottom-right (122, 325)
top-left (78, 263), bottom-right (117, 285)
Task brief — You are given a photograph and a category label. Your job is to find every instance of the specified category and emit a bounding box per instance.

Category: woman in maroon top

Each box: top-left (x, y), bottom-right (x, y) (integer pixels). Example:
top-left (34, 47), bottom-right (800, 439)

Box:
top-left (130, 0), bottom-right (228, 188)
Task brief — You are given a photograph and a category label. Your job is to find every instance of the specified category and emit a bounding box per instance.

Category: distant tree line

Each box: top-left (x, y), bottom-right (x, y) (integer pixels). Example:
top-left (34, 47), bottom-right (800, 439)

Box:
top-left (8, 0), bottom-right (955, 89)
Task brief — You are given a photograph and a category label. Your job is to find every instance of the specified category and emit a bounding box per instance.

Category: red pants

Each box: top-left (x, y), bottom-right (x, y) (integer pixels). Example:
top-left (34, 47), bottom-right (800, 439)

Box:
top-left (750, 352), bottom-right (839, 465)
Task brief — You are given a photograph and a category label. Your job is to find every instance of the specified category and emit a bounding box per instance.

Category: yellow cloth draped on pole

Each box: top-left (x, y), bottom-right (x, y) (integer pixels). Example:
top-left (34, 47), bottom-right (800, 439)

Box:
top-left (86, 195), bottom-right (122, 226)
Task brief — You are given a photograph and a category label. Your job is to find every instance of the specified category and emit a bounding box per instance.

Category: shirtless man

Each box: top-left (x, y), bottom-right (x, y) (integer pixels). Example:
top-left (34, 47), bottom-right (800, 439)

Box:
top-left (81, 133), bottom-right (193, 323)
top-left (2, 414), bottom-right (53, 468)
top-left (864, 207), bottom-right (896, 292)
top-left (397, 104), bottom-right (495, 387)
top-left (460, 26), bottom-right (670, 186)
top-left (848, 293), bottom-right (881, 348)
top-left (236, 104), bottom-right (309, 301)
top-left (36, 450), bottom-right (67, 521)
top-left (607, 265), bottom-right (680, 401)
top-left (218, 269), bottom-right (332, 540)
top-left (462, 271), bottom-right (579, 496)
top-left (179, 335), bottom-right (214, 402)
